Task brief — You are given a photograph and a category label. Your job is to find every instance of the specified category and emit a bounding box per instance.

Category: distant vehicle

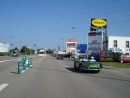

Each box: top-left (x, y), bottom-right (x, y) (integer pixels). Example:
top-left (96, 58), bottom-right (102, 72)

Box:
top-left (89, 52), bottom-right (100, 61)
top-left (120, 55), bottom-right (130, 63)
top-left (78, 54), bottom-right (87, 60)
top-left (74, 57), bottom-right (102, 73)
top-left (11, 51), bottom-right (19, 57)
top-left (57, 54), bottom-right (64, 60)
top-left (39, 49), bottom-right (46, 56)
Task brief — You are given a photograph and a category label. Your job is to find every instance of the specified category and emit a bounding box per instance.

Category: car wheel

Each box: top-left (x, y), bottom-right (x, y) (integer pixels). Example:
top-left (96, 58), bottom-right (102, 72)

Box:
top-left (96, 70), bottom-right (100, 73)
top-left (78, 65), bottom-right (82, 72)
top-left (74, 62), bottom-right (77, 69)
top-left (120, 60), bottom-right (123, 63)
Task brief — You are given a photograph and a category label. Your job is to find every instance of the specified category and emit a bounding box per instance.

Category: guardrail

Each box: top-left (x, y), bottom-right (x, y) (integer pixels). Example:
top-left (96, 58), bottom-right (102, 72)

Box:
top-left (18, 55), bottom-right (32, 74)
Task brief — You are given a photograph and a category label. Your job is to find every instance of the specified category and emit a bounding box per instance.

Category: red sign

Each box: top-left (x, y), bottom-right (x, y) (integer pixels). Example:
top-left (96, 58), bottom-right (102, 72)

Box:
top-left (92, 40), bottom-right (97, 43)
top-left (88, 32), bottom-right (96, 36)
top-left (66, 39), bottom-right (76, 42)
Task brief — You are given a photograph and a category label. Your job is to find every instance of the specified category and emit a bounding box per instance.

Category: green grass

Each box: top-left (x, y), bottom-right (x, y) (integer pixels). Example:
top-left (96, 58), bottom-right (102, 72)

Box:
top-left (101, 62), bottom-right (130, 68)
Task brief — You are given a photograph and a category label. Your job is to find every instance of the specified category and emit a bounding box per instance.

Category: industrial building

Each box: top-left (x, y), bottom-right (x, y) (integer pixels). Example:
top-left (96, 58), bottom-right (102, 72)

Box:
top-left (108, 36), bottom-right (130, 54)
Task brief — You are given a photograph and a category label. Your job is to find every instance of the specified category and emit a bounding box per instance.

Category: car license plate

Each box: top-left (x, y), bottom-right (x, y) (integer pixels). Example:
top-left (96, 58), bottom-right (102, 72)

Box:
top-left (90, 65), bottom-right (96, 68)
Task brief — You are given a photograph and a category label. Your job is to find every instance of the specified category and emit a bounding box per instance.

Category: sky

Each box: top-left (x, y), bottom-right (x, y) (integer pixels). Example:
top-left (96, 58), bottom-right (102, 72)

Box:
top-left (0, 0), bottom-right (130, 50)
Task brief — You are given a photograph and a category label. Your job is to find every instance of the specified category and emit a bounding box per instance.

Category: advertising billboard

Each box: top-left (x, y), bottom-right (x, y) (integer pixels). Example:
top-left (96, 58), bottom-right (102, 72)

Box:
top-left (66, 39), bottom-right (77, 53)
top-left (88, 18), bottom-right (108, 52)
top-left (67, 43), bottom-right (76, 48)
top-left (91, 18), bottom-right (107, 28)
top-left (90, 18), bottom-right (107, 31)
top-left (66, 39), bottom-right (77, 49)
top-left (66, 39), bottom-right (76, 42)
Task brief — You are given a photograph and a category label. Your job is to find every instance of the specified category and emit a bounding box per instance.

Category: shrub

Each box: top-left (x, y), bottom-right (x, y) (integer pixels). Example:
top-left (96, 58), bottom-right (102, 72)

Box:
top-left (100, 58), bottom-right (106, 62)
top-left (0, 52), bottom-right (9, 56)
top-left (106, 58), bottom-right (113, 62)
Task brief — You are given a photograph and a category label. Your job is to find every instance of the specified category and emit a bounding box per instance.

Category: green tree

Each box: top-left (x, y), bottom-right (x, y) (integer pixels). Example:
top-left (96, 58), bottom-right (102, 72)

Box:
top-left (20, 46), bottom-right (34, 55)
top-left (46, 49), bottom-right (53, 54)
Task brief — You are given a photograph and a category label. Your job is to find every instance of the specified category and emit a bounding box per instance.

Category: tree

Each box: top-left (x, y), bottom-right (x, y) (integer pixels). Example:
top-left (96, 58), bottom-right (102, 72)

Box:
top-left (9, 47), bottom-right (19, 53)
top-left (20, 46), bottom-right (34, 55)
top-left (46, 49), bottom-right (53, 54)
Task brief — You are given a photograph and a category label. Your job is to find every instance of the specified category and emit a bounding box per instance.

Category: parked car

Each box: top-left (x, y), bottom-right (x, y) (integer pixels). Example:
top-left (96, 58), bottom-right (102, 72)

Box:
top-left (57, 54), bottom-right (64, 60)
top-left (119, 55), bottom-right (130, 63)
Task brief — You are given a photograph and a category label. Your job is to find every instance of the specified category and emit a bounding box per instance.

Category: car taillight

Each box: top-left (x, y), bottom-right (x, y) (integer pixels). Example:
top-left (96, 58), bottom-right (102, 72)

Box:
top-left (82, 64), bottom-right (86, 68)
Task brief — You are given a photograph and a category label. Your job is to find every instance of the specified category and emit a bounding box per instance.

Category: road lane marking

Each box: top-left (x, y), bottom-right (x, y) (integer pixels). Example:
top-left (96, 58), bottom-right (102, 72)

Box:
top-left (0, 58), bottom-right (19, 63)
top-left (0, 60), bottom-right (12, 63)
top-left (0, 84), bottom-right (8, 92)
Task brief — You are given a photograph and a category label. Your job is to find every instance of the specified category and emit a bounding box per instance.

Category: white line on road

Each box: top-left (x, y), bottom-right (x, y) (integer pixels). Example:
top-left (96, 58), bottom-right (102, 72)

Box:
top-left (0, 84), bottom-right (9, 92)
top-left (0, 58), bottom-right (19, 63)
top-left (0, 60), bottom-right (12, 63)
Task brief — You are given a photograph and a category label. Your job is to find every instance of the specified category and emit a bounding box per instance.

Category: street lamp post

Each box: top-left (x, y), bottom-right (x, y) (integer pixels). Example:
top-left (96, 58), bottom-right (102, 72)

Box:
top-left (61, 39), bottom-right (64, 51)
top-left (72, 27), bottom-right (77, 59)
top-left (72, 27), bottom-right (76, 39)
top-left (34, 44), bottom-right (37, 54)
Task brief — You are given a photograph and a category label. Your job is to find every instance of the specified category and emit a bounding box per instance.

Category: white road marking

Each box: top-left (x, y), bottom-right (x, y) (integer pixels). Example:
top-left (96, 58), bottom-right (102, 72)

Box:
top-left (0, 84), bottom-right (9, 92)
top-left (0, 58), bottom-right (19, 63)
top-left (0, 60), bottom-right (12, 63)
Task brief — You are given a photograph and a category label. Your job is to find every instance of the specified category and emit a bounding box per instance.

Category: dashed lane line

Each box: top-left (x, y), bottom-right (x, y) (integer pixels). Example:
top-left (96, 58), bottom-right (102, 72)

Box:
top-left (0, 84), bottom-right (9, 92)
top-left (0, 59), bottom-right (18, 63)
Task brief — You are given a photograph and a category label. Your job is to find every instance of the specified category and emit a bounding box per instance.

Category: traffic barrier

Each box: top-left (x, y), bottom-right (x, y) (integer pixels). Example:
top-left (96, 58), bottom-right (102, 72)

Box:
top-left (18, 61), bottom-right (23, 74)
top-left (18, 55), bottom-right (33, 74)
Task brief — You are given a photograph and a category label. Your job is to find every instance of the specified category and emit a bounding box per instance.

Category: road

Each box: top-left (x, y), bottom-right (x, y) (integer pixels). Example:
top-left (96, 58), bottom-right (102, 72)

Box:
top-left (0, 55), bottom-right (130, 98)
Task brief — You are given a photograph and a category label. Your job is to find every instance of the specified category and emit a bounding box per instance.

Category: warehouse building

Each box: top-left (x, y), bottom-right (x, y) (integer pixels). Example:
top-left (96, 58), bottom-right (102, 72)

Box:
top-left (108, 36), bottom-right (130, 54)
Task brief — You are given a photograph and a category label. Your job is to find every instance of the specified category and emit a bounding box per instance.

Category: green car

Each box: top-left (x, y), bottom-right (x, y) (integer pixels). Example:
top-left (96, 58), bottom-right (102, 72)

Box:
top-left (74, 59), bottom-right (102, 73)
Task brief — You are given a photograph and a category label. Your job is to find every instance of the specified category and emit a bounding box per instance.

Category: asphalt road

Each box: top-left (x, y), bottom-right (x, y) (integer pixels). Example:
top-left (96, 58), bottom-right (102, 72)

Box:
top-left (0, 55), bottom-right (130, 98)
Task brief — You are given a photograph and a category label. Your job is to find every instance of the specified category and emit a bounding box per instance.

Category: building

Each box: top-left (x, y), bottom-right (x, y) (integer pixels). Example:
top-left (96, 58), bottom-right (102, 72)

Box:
top-left (0, 43), bottom-right (9, 52)
top-left (108, 36), bottom-right (130, 54)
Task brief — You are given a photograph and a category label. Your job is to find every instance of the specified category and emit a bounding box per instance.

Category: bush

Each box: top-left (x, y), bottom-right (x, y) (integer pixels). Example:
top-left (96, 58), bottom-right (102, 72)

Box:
top-left (106, 58), bottom-right (113, 62)
top-left (100, 58), bottom-right (106, 62)
top-left (0, 52), bottom-right (9, 56)
top-left (64, 54), bottom-right (71, 58)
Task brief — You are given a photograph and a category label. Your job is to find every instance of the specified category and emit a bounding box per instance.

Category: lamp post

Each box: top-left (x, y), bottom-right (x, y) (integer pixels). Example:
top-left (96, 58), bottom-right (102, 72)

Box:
top-left (61, 39), bottom-right (64, 51)
top-left (72, 27), bottom-right (76, 39)
top-left (72, 27), bottom-right (77, 59)
top-left (9, 37), bottom-right (13, 55)
top-left (34, 44), bottom-right (37, 54)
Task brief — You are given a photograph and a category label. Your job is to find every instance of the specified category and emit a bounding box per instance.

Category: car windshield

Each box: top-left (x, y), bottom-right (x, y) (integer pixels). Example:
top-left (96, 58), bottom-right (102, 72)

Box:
top-left (58, 54), bottom-right (63, 56)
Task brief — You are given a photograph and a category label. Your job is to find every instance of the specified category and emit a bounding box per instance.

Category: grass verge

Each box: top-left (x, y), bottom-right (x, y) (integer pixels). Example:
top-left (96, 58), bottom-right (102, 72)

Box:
top-left (101, 62), bottom-right (130, 68)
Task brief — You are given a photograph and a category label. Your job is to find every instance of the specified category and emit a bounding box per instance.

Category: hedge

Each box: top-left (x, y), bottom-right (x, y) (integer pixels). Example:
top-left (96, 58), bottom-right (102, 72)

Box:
top-left (100, 58), bottom-right (106, 62)
top-left (100, 58), bottom-right (113, 62)
top-left (105, 58), bottom-right (113, 62)
top-left (0, 52), bottom-right (9, 56)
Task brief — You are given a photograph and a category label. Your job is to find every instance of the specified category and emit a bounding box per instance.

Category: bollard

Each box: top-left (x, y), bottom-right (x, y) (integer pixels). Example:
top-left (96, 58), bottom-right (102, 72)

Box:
top-left (26, 58), bottom-right (29, 67)
top-left (28, 58), bottom-right (31, 67)
top-left (22, 59), bottom-right (26, 70)
top-left (18, 61), bottom-right (23, 74)
top-left (30, 58), bottom-right (32, 66)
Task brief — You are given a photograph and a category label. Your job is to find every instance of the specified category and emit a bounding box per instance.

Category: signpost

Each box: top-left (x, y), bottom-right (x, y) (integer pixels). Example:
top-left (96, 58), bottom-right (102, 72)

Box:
top-left (88, 18), bottom-right (107, 53)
